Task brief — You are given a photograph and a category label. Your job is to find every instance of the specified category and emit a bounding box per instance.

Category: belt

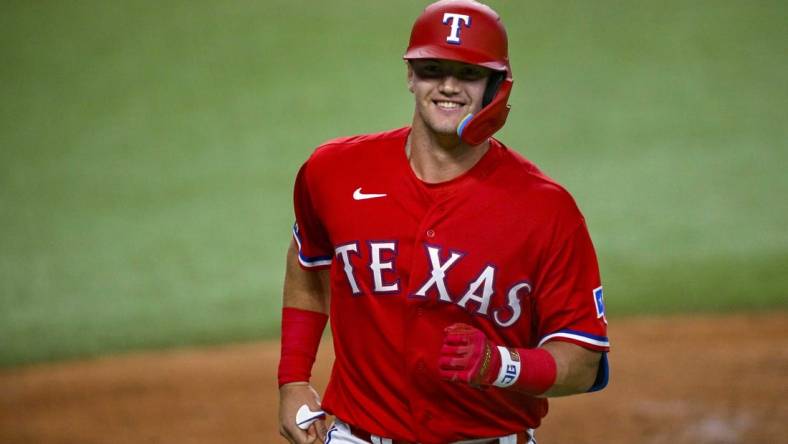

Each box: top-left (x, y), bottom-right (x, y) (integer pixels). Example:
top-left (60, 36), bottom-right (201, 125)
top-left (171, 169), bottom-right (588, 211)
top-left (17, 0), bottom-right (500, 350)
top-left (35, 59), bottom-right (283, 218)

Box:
top-left (348, 423), bottom-right (530, 444)
top-left (348, 424), bottom-right (414, 444)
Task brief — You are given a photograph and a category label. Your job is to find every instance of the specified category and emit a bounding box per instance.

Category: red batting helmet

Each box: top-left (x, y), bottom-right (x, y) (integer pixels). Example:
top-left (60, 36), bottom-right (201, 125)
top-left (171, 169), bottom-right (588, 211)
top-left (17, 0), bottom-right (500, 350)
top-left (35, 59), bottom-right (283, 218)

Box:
top-left (403, 0), bottom-right (513, 146)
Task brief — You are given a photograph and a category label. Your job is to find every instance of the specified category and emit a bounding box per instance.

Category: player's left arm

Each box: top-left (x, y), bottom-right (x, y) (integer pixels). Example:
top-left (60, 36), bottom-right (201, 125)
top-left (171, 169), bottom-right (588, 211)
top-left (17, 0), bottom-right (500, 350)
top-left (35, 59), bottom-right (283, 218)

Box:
top-left (539, 341), bottom-right (601, 397)
top-left (438, 323), bottom-right (604, 397)
top-left (440, 207), bottom-right (609, 397)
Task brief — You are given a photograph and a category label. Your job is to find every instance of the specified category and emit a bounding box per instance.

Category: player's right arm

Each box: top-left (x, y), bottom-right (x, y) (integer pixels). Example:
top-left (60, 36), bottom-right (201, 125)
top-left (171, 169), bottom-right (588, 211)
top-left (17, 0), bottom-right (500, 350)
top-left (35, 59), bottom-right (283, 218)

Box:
top-left (278, 239), bottom-right (330, 444)
top-left (283, 238), bottom-right (330, 313)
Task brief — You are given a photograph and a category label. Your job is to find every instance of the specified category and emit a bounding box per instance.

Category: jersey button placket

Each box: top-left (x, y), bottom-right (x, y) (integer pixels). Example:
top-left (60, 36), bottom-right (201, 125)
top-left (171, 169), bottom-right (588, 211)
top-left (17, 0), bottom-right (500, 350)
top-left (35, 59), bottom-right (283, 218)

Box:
top-left (404, 199), bottom-right (444, 437)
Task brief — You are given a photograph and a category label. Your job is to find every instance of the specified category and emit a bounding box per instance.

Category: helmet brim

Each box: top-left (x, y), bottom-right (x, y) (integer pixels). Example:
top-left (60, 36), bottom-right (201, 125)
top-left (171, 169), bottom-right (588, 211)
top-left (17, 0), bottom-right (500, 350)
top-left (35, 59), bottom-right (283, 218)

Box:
top-left (403, 45), bottom-right (508, 72)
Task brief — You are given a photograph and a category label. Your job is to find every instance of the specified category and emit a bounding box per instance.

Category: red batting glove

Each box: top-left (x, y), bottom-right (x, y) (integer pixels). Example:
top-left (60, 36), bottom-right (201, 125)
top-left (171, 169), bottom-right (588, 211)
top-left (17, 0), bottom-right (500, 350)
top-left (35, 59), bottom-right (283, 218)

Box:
top-left (438, 323), bottom-right (501, 387)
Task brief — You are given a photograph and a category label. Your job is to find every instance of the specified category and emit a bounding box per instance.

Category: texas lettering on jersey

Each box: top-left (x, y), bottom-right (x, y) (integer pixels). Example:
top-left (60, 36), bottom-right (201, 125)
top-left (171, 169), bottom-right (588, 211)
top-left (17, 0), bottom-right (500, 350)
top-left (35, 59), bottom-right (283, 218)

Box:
top-left (291, 127), bottom-right (609, 443)
top-left (328, 240), bottom-right (530, 328)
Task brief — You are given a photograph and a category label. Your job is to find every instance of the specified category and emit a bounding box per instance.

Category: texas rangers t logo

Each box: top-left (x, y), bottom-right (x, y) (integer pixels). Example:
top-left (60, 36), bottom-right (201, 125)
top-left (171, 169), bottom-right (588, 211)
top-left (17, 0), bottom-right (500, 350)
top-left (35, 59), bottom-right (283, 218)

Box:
top-left (442, 13), bottom-right (471, 44)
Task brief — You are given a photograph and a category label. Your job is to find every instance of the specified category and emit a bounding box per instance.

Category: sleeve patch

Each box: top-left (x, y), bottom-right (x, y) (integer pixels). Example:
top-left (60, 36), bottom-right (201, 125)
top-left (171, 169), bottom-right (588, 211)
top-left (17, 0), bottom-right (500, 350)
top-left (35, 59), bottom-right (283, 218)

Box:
top-left (593, 286), bottom-right (607, 324)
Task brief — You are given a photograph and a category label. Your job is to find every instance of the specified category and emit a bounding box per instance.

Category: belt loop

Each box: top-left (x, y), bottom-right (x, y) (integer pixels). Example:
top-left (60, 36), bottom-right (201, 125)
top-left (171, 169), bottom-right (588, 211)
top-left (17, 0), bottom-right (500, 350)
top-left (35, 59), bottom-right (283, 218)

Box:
top-left (498, 434), bottom-right (516, 444)
top-left (498, 431), bottom-right (534, 444)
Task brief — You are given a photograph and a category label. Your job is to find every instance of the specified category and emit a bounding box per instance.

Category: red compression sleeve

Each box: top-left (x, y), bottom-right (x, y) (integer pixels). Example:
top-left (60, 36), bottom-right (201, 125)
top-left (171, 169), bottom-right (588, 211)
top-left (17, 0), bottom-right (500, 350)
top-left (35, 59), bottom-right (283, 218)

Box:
top-left (489, 346), bottom-right (557, 395)
top-left (513, 347), bottom-right (557, 395)
top-left (278, 307), bottom-right (328, 387)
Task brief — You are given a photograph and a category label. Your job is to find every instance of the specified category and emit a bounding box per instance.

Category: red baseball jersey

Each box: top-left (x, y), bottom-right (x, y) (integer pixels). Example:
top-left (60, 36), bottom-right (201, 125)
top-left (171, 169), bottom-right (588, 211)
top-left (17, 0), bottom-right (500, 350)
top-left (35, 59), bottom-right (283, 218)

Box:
top-left (292, 127), bottom-right (609, 443)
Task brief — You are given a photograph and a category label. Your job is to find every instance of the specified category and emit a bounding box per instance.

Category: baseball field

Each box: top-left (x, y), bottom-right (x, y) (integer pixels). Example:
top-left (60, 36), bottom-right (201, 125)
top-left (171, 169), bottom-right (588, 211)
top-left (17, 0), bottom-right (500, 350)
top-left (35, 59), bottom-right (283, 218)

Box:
top-left (1, 1), bottom-right (786, 443)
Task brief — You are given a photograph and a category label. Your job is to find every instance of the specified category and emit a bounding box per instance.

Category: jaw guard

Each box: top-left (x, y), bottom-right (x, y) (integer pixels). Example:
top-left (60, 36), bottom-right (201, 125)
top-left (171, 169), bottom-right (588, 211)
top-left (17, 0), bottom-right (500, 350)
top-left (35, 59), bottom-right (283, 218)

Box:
top-left (457, 74), bottom-right (512, 146)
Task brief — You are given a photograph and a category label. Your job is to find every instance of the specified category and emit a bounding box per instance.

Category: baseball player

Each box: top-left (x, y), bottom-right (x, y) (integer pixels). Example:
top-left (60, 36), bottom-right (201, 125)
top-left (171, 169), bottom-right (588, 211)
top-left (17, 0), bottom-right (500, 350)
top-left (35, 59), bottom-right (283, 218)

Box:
top-left (278, 1), bottom-right (609, 443)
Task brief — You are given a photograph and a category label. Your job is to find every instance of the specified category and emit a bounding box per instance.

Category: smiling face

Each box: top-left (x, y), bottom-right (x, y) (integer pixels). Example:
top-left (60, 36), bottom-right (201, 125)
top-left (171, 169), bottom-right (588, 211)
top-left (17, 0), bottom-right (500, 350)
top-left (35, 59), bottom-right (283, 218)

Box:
top-left (407, 59), bottom-right (491, 140)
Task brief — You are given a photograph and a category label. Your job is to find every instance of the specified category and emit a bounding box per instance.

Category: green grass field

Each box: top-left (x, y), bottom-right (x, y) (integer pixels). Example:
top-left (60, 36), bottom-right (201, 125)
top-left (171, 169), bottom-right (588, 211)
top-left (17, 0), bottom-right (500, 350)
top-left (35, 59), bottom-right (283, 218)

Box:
top-left (1, 0), bottom-right (786, 366)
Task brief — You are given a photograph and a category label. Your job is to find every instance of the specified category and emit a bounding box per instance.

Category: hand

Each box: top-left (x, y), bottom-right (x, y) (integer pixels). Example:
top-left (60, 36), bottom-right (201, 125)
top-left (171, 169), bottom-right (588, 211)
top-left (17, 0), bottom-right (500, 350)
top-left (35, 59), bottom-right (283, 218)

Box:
top-left (438, 323), bottom-right (501, 387)
top-left (279, 382), bottom-right (327, 444)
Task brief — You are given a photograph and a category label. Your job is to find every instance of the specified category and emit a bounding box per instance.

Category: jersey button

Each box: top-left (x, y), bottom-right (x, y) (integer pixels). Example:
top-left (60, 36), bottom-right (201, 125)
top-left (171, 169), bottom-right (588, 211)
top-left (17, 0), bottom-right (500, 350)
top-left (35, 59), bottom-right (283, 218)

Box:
top-left (426, 229), bottom-right (435, 239)
top-left (416, 308), bottom-right (424, 316)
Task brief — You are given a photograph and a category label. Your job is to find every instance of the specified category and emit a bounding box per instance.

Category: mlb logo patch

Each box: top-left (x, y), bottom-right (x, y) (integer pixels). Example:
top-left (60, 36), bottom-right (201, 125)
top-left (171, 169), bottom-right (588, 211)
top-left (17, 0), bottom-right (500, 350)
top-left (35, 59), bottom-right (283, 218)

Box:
top-left (593, 286), bottom-right (607, 324)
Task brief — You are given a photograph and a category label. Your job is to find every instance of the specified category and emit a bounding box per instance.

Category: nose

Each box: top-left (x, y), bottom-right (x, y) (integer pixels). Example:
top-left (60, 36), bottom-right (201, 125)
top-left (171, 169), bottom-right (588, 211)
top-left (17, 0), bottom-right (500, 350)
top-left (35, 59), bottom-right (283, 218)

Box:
top-left (437, 75), bottom-right (461, 95)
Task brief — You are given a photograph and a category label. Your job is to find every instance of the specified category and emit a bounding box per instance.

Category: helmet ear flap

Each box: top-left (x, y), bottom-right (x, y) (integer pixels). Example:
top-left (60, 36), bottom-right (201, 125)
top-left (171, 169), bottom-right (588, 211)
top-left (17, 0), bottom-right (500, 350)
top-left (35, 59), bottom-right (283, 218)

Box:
top-left (458, 77), bottom-right (513, 146)
top-left (482, 71), bottom-right (506, 107)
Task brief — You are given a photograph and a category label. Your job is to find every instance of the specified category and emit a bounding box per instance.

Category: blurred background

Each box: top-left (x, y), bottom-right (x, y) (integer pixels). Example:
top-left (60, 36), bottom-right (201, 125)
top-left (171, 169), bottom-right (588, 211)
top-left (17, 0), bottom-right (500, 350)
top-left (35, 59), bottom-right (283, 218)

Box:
top-left (2, 2), bottom-right (788, 443)
top-left (1, 0), bottom-right (786, 367)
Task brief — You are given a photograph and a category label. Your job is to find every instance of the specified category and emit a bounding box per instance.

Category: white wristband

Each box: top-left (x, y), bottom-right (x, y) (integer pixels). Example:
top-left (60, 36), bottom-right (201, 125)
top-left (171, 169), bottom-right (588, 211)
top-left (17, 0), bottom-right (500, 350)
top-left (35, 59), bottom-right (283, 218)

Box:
top-left (493, 346), bottom-right (521, 388)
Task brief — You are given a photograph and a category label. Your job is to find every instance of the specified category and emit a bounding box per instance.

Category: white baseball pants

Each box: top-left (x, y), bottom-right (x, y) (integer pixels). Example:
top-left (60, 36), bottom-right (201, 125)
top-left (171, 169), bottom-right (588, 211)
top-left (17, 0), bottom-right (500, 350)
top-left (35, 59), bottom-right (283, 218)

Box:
top-left (324, 418), bottom-right (536, 444)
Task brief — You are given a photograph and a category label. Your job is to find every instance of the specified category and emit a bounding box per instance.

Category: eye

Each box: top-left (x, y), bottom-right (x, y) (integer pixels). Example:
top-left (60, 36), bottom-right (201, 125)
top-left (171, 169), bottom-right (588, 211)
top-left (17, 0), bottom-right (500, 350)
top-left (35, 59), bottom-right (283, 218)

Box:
top-left (414, 62), bottom-right (445, 79)
top-left (457, 67), bottom-right (488, 81)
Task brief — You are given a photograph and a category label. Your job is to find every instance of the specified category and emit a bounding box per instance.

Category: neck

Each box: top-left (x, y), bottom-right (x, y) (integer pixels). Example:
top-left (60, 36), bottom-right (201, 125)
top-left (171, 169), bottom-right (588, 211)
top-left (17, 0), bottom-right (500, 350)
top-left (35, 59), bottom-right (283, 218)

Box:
top-left (407, 118), bottom-right (490, 184)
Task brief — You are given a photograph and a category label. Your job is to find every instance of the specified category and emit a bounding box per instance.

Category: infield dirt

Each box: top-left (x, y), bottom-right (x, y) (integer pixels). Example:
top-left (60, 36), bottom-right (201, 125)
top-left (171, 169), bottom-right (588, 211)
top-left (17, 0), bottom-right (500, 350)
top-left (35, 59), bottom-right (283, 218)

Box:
top-left (2, 313), bottom-right (786, 444)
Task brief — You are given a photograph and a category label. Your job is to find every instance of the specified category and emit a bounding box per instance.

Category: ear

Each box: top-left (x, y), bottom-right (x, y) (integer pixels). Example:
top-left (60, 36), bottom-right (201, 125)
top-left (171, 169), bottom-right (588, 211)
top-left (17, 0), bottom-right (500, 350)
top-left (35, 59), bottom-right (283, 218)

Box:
top-left (406, 61), bottom-right (415, 93)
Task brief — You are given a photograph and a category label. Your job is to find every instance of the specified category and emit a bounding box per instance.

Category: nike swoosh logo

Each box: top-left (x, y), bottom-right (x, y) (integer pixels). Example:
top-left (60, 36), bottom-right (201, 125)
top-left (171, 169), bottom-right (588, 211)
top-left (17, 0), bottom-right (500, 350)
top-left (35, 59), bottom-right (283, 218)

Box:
top-left (353, 187), bottom-right (387, 200)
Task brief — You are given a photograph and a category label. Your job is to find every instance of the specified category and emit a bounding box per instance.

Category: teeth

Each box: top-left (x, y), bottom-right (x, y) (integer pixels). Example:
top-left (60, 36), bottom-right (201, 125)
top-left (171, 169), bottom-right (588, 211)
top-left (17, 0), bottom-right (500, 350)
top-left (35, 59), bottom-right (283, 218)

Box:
top-left (436, 101), bottom-right (461, 109)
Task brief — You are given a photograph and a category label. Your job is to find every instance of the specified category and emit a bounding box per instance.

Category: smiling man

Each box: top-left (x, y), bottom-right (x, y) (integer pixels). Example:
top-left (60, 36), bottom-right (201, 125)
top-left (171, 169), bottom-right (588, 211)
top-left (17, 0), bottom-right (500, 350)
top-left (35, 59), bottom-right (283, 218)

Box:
top-left (277, 1), bottom-right (610, 444)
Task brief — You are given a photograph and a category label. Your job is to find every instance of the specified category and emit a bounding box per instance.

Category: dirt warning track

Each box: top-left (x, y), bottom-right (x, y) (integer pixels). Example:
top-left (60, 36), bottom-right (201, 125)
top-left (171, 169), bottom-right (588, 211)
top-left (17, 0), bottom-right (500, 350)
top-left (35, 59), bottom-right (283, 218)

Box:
top-left (2, 313), bottom-right (786, 444)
